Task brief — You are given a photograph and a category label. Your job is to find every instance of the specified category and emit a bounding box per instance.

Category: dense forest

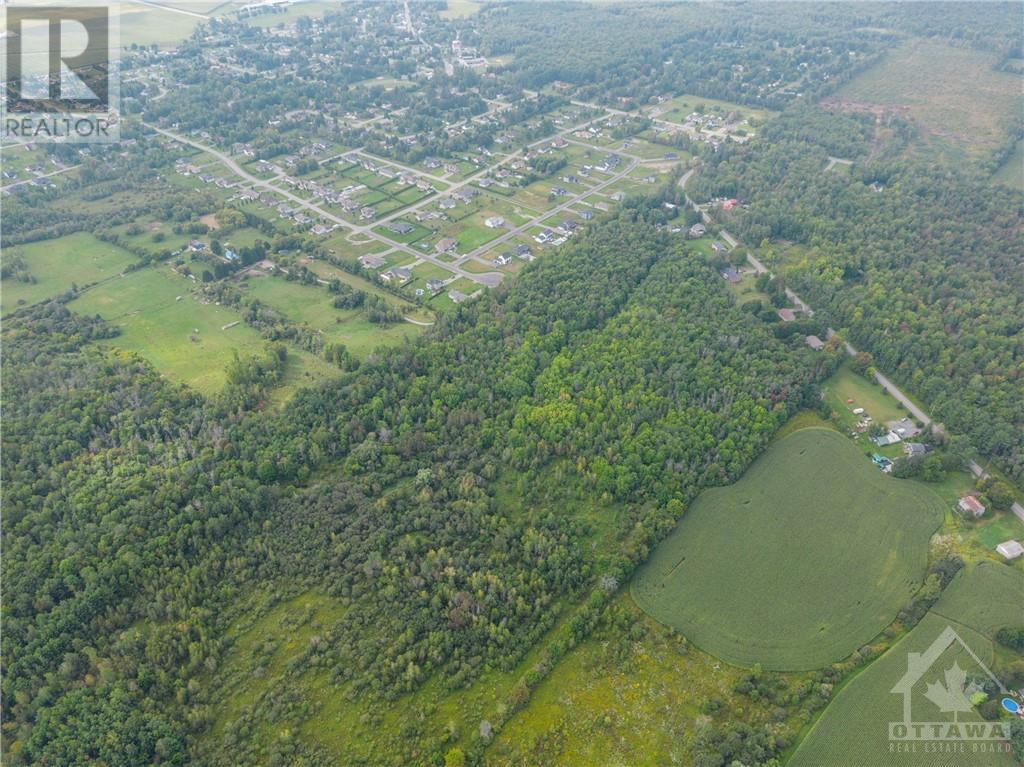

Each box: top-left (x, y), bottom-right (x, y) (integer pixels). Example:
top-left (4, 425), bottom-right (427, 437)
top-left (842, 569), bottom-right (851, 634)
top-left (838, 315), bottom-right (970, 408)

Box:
top-left (2, 203), bottom-right (833, 765)
top-left (692, 104), bottom-right (1024, 484)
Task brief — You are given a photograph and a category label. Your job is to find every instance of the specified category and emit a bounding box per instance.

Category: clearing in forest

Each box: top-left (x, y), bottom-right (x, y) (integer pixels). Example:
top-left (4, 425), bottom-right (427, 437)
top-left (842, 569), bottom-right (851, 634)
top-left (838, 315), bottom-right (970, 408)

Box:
top-left (827, 39), bottom-right (1022, 160)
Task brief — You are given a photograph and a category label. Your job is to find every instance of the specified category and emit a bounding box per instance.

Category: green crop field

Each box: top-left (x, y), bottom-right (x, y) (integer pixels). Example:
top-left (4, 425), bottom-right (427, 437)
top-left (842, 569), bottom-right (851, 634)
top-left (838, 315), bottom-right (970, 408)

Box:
top-left (1, 234), bottom-right (140, 316)
top-left (790, 562), bottom-right (1024, 767)
top-left (832, 39), bottom-right (1023, 160)
top-left (69, 266), bottom-right (337, 395)
top-left (632, 428), bottom-right (944, 670)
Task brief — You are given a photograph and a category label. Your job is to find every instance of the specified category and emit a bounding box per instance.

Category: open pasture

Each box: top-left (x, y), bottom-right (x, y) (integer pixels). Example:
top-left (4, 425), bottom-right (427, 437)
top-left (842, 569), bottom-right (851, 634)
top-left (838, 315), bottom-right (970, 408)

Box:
top-left (2, 234), bottom-right (139, 316)
top-left (632, 427), bottom-right (944, 670)
top-left (69, 266), bottom-right (335, 395)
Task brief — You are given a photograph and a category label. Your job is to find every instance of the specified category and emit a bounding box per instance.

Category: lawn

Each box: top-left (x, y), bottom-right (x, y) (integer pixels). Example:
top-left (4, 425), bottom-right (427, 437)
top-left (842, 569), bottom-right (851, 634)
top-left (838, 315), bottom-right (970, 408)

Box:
top-left (789, 562), bottom-right (1024, 767)
top-left (69, 266), bottom-right (336, 395)
top-left (821, 362), bottom-right (912, 430)
top-left (631, 427), bottom-right (945, 670)
top-left (2, 233), bottom-right (140, 316)
top-left (831, 38), bottom-right (1023, 160)
top-left (454, 223), bottom-right (502, 251)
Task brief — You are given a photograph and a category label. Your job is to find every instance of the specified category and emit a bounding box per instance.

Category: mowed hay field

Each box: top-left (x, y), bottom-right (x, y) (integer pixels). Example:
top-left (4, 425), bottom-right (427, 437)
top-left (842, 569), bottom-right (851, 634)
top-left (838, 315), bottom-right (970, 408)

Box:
top-left (631, 428), bottom-right (944, 670)
top-left (1, 234), bottom-right (139, 317)
top-left (830, 39), bottom-right (1022, 159)
top-left (790, 562), bottom-right (1024, 767)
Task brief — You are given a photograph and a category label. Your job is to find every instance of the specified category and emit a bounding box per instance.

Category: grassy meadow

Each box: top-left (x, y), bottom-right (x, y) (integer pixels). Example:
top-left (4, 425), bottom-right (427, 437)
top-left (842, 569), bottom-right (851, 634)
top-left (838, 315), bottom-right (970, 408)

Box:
top-left (241, 275), bottom-right (422, 356)
top-left (1, 234), bottom-right (140, 316)
top-left (69, 266), bottom-right (336, 395)
top-left (632, 427), bottom-right (945, 670)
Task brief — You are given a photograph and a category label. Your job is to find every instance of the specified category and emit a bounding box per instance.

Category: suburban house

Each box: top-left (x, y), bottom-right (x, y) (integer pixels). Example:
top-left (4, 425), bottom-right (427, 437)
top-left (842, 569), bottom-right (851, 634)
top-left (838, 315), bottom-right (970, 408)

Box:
top-left (484, 216), bottom-right (505, 228)
top-left (805, 335), bottom-right (824, 350)
top-left (711, 241), bottom-right (728, 254)
top-left (493, 253), bottom-right (513, 266)
top-left (435, 237), bottom-right (458, 253)
top-left (448, 289), bottom-right (468, 303)
top-left (777, 308), bottom-right (797, 322)
top-left (359, 253), bottom-right (387, 270)
top-left (688, 223), bottom-right (706, 238)
top-left (425, 278), bottom-right (445, 293)
top-left (904, 442), bottom-right (927, 457)
top-left (380, 267), bottom-right (412, 284)
top-left (958, 495), bottom-right (986, 518)
top-left (995, 540), bottom-right (1024, 560)
top-left (387, 221), bottom-right (414, 235)
top-left (721, 266), bottom-right (741, 283)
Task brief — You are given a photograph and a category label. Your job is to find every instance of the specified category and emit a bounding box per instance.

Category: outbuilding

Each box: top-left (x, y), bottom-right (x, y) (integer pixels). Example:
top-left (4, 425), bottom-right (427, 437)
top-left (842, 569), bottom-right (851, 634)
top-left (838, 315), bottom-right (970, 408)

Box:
top-left (995, 540), bottom-right (1024, 560)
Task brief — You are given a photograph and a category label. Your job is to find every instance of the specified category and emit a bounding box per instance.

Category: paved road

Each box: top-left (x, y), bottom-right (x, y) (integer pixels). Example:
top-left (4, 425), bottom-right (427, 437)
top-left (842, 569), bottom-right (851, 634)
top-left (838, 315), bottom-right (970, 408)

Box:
top-left (1, 164), bottom-right (80, 193)
top-left (457, 156), bottom-right (640, 268)
top-left (144, 122), bottom-right (491, 284)
top-left (147, 105), bottom-right (641, 289)
top-left (680, 167), bottom-right (1024, 520)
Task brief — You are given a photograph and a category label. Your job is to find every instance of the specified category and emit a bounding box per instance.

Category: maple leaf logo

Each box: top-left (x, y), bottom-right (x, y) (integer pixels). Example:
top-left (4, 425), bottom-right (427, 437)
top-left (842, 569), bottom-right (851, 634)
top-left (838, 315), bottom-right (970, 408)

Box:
top-left (923, 661), bottom-right (974, 721)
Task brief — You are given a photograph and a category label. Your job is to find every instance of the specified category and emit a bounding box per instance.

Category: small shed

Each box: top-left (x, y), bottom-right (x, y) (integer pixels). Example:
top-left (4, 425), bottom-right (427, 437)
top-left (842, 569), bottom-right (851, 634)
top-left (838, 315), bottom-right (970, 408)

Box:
top-left (995, 540), bottom-right (1024, 560)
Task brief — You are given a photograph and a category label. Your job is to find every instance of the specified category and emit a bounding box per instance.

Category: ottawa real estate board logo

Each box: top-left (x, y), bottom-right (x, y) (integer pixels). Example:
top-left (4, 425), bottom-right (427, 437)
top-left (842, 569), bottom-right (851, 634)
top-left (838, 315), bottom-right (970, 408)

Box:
top-left (889, 625), bottom-right (1020, 756)
top-left (2, 0), bottom-right (120, 142)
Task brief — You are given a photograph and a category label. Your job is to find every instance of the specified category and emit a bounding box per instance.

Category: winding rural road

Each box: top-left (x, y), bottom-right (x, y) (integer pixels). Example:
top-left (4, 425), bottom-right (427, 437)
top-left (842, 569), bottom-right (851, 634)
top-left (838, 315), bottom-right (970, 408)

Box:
top-left (679, 169), bottom-right (1024, 521)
